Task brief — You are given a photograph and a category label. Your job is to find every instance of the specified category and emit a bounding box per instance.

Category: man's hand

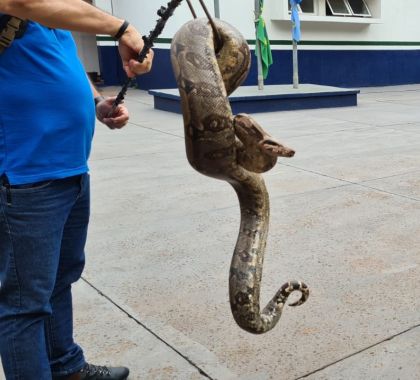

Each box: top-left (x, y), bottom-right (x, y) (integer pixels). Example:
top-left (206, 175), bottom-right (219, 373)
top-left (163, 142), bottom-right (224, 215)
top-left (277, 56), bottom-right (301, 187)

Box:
top-left (118, 25), bottom-right (154, 78)
top-left (96, 96), bottom-right (129, 130)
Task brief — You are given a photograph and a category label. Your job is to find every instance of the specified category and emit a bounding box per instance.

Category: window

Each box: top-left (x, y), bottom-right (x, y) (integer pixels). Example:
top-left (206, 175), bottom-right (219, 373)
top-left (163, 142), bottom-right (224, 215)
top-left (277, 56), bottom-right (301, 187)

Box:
top-left (288, 0), bottom-right (315, 14)
top-left (326, 0), bottom-right (371, 17)
top-left (272, 0), bottom-right (380, 23)
top-left (326, 0), bottom-right (351, 16)
top-left (347, 0), bottom-right (371, 17)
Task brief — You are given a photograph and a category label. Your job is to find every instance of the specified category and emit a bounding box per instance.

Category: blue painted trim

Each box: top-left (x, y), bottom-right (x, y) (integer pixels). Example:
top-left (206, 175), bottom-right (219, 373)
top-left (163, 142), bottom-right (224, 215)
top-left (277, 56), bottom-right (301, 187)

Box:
top-left (151, 91), bottom-right (358, 114)
top-left (97, 46), bottom-right (126, 86)
top-left (229, 90), bottom-right (360, 101)
top-left (148, 90), bottom-right (179, 100)
top-left (98, 47), bottom-right (420, 89)
top-left (153, 97), bottom-right (182, 114)
top-left (96, 36), bottom-right (420, 47)
top-left (229, 94), bottom-right (358, 113)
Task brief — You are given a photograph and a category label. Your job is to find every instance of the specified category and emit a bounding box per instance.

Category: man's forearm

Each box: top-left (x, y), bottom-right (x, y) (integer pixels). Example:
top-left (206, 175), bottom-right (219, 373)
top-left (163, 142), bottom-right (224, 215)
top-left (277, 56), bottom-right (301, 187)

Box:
top-left (0, 0), bottom-right (123, 37)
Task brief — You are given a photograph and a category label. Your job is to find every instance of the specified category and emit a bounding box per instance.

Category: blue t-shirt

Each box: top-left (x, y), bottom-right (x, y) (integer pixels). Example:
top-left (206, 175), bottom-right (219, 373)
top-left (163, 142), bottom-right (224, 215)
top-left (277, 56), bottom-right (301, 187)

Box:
top-left (0, 19), bottom-right (95, 185)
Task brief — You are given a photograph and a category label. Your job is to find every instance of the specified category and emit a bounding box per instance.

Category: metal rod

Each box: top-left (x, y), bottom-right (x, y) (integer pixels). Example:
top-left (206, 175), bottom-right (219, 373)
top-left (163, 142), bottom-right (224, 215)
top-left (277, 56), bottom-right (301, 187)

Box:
top-left (293, 40), bottom-right (299, 89)
top-left (214, 0), bottom-right (220, 18)
top-left (197, 0), bottom-right (223, 54)
top-left (186, 0), bottom-right (197, 18)
top-left (254, 0), bottom-right (264, 90)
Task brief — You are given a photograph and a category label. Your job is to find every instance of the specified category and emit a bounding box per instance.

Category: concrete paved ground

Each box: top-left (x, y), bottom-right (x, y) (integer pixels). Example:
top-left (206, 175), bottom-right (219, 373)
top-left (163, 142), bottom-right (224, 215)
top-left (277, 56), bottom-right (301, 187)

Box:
top-left (1, 84), bottom-right (419, 379)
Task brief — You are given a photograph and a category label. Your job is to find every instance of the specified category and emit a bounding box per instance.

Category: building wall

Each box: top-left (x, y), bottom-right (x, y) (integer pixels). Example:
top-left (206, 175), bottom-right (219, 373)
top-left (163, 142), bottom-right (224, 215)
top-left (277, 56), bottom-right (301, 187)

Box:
top-left (73, 0), bottom-right (100, 74)
top-left (72, 32), bottom-right (100, 73)
top-left (93, 0), bottom-right (420, 89)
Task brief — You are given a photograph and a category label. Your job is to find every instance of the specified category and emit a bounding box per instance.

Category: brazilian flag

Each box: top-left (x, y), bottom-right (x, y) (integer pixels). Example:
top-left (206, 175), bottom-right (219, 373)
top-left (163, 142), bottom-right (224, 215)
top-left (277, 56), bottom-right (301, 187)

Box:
top-left (255, 0), bottom-right (273, 79)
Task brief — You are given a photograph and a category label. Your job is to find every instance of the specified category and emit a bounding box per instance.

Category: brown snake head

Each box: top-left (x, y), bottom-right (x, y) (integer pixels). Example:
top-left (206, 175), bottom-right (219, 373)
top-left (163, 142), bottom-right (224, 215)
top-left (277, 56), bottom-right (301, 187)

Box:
top-left (234, 114), bottom-right (295, 159)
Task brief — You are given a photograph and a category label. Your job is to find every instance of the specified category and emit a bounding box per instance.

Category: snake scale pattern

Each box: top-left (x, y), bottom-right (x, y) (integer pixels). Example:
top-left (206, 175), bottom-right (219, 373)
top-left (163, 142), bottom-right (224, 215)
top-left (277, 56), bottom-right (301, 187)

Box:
top-left (171, 18), bottom-right (309, 334)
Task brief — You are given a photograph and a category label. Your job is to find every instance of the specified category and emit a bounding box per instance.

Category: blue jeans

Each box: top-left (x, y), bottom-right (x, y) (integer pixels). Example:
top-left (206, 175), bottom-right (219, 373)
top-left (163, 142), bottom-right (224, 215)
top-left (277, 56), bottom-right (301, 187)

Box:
top-left (0, 174), bottom-right (90, 379)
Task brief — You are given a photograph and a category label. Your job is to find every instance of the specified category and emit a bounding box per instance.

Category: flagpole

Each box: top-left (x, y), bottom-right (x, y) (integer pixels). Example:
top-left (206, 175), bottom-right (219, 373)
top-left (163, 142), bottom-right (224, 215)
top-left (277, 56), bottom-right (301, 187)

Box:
top-left (291, 0), bottom-right (301, 89)
top-left (214, 0), bottom-right (220, 18)
top-left (293, 40), bottom-right (299, 88)
top-left (254, 0), bottom-right (264, 90)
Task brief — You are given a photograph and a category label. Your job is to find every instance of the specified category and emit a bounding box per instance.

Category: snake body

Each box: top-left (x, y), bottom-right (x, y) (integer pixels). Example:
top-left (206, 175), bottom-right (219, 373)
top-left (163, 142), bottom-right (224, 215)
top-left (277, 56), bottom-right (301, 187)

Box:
top-left (171, 18), bottom-right (309, 334)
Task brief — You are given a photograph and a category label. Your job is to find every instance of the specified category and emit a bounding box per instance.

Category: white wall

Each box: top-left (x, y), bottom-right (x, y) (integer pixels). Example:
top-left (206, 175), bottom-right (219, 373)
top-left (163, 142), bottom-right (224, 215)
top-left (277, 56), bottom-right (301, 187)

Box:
top-left (93, 0), bottom-right (420, 45)
top-left (265, 0), bottom-right (420, 44)
top-left (73, 32), bottom-right (100, 72)
top-left (93, 0), bottom-right (113, 14)
top-left (95, 0), bottom-right (218, 38)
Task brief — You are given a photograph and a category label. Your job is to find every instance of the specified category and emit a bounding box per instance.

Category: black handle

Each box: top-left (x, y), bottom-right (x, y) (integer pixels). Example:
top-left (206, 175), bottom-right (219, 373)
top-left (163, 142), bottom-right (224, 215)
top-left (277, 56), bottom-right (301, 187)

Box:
top-left (107, 0), bottom-right (184, 117)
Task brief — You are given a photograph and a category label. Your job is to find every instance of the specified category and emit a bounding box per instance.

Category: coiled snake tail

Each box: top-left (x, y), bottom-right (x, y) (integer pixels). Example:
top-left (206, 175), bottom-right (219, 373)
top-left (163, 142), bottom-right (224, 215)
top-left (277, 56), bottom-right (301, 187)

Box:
top-left (229, 170), bottom-right (309, 334)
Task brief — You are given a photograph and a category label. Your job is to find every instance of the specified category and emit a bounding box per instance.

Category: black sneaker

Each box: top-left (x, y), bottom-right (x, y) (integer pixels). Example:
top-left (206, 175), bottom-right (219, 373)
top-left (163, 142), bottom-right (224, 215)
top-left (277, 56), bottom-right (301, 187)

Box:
top-left (79, 363), bottom-right (129, 380)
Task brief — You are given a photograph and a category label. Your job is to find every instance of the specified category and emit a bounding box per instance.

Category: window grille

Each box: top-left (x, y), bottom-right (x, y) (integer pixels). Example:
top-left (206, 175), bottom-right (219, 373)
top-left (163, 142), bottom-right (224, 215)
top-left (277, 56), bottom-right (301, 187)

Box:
top-left (326, 0), bottom-right (351, 16)
top-left (326, 0), bottom-right (371, 17)
top-left (346, 0), bottom-right (371, 17)
top-left (276, 0), bottom-right (378, 22)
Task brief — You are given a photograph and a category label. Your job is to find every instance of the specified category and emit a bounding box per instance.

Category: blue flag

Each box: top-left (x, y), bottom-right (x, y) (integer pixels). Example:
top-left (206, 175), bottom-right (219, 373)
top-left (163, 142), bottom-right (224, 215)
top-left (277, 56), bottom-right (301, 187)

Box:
top-left (290, 0), bottom-right (302, 42)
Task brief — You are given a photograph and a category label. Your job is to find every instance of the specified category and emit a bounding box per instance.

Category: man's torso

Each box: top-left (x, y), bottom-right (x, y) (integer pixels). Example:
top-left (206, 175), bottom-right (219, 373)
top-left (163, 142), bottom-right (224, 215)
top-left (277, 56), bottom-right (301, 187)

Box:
top-left (0, 18), bottom-right (95, 184)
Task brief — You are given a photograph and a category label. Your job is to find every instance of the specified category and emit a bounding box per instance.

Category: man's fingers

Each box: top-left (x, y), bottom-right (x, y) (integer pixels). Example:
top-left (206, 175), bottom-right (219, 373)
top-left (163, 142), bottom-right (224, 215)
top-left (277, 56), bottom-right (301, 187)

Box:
top-left (105, 96), bottom-right (117, 104)
top-left (103, 118), bottom-right (126, 129)
top-left (97, 99), bottom-right (126, 120)
top-left (103, 107), bottom-right (129, 129)
top-left (128, 61), bottom-right (151, 75)
top-left (112, 114), bottom-right (129, 125)
top-left (128, 50), bottom-right (154, 76)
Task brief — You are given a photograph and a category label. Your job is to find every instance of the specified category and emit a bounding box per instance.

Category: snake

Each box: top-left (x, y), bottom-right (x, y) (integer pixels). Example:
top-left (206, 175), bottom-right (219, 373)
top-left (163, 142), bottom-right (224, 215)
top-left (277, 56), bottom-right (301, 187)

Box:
top-left (171, 18), bottom-right (309, 334)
